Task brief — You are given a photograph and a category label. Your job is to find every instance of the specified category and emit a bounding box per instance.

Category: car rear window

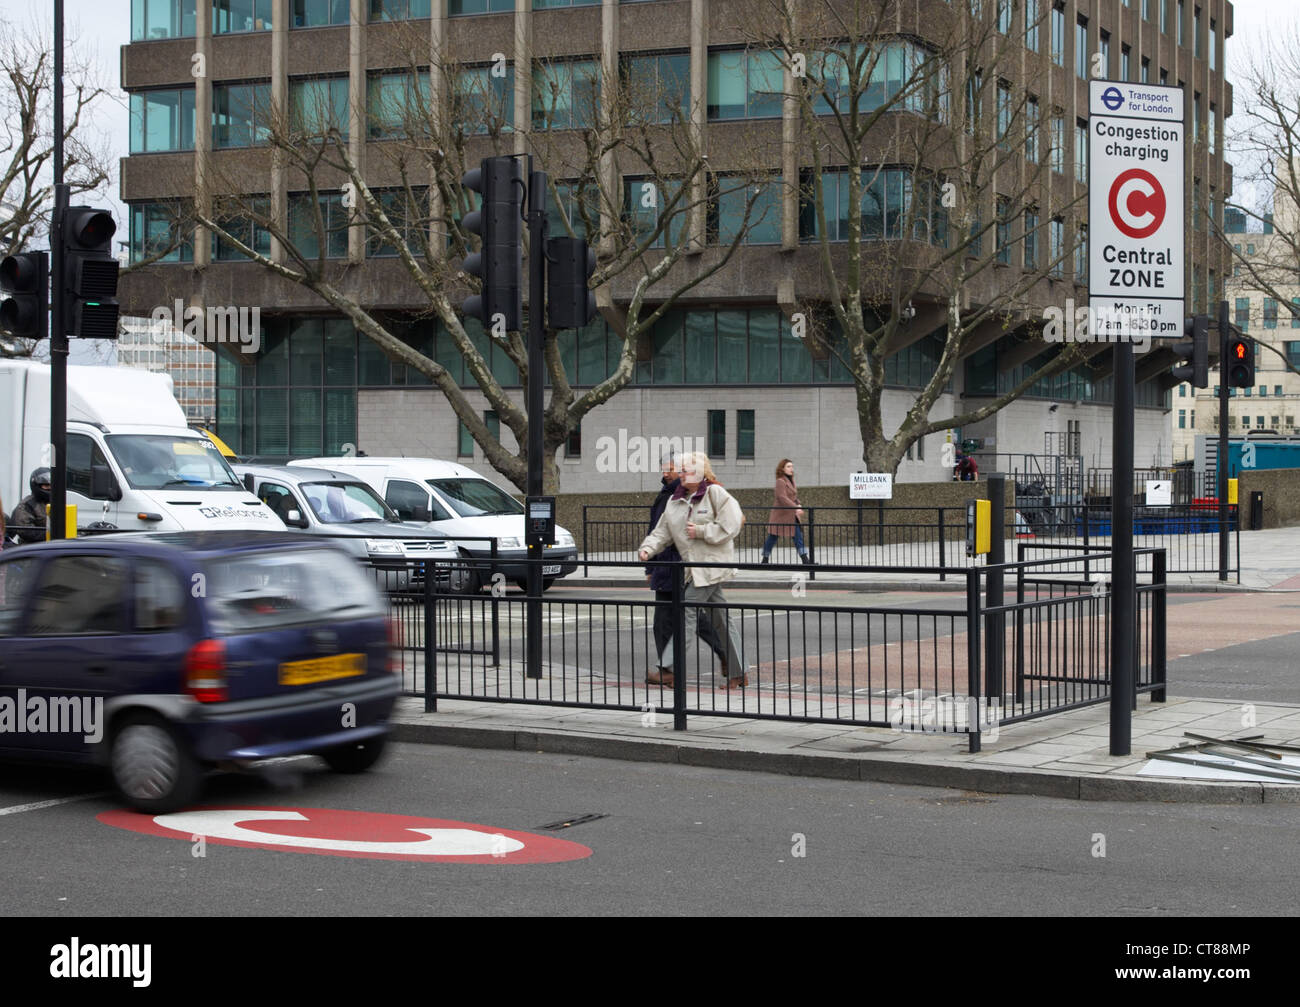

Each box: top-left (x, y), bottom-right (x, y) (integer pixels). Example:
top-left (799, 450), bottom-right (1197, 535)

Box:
top-left (201, 547), bottom-right (386, 634)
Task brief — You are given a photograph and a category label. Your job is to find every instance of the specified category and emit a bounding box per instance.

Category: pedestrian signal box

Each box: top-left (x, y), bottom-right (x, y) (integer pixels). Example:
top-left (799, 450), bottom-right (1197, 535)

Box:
top-left (966, 499), bottom-right (990, 557)
top-left (525, 496), bottom-right (556, 547)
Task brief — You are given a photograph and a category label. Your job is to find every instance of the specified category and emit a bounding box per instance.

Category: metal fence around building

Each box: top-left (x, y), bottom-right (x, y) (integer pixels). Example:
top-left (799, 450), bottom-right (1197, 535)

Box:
top-left (388, 550), bottom-right (1167, 751)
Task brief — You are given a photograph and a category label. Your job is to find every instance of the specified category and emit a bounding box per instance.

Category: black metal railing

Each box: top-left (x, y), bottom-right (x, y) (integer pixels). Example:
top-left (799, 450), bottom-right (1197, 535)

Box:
top-left (395, 549), bottom-right (1167, 751)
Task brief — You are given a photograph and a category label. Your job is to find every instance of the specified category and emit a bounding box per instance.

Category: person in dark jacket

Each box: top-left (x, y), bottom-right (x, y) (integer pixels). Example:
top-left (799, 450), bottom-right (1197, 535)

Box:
top-left (645, 451), bottom-right (727, 687)
top-left (7, 468), bottom-right (51, 545)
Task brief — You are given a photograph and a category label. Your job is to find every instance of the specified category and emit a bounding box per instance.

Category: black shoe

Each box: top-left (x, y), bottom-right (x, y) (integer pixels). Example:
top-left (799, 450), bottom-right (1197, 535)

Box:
top-left (760, 556), bottom-right (770, 565)
top-left (799, 554), bottom-right (813, 565)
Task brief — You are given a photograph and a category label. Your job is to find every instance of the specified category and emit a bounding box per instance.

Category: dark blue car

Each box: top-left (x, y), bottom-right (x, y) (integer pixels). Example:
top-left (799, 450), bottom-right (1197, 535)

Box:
top-left (0, 532), bottom-right (399, 812)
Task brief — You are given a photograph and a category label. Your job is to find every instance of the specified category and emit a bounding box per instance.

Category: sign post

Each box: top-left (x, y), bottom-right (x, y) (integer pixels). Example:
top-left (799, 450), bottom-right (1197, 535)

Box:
top-left (1089, 80), bottom-right (1184, 757)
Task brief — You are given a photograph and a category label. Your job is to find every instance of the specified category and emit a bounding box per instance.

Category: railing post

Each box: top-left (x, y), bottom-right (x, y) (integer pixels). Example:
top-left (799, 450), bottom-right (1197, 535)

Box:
top-left (984, 474), bottom-right (1006, 706)
top-left (423, 556), bottom-right (437, 713)
top-left (489, 538), bottom-right (500, 667)
top-left (966, 566), bottom-right (982, 753)
top-left (856, 498), bottom-right (864, 548)
top-left (1014, 542), bottom-right (1025, 706)
top-left (806, 508), bottom-right (815, 581)
top-left (938, 508), bottom-right (946, 582)
top-left (1082, 499), bottom-right (1091, 583)
top-left (582, 505), bottom-right (588, 577)
top-left (672, 561), bottom-right (687, 731)
top-left (1152, 548), bottom-right (1166, 703)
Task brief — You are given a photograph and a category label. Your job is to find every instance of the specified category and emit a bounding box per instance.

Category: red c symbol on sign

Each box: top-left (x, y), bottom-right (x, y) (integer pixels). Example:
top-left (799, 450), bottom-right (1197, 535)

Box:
top-left (1108, 168), bottom-right (1166, 240)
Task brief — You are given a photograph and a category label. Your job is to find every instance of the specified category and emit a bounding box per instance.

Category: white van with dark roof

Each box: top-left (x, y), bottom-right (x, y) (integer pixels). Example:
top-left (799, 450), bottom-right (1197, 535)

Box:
top-left (288, 456), bottom-right (578, 590)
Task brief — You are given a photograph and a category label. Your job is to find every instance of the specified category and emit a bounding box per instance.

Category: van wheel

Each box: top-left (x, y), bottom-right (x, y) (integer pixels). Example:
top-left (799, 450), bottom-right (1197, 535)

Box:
top-left (321, 736), bottom-right (387, 773)
top-left (110, 714), bottom-right (201, 813)
top-left (457, 550), bottom-right (484, 593)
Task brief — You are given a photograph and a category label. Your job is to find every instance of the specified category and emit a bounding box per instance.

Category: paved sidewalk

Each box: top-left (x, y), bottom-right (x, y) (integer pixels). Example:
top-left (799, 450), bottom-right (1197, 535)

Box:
top-left (389, 694), bottom-right (1300, 805)
top-left (569, 525), bottom-right (1300, 592)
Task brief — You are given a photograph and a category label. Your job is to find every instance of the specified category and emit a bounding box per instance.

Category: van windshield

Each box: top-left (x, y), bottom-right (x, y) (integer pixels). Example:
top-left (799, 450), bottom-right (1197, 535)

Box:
top-left (300, 482), bottom-right (394, 524)
top-left (106, 435), bottom-right (244, 491)
top-left (427, 478), bottom-right (524, 517)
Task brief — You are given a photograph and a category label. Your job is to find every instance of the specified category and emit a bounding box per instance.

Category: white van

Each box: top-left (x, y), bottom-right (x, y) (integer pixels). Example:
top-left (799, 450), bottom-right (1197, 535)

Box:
top-left (0, 361), bottom-right (281, 535)
top-left (289, 456), bottom-right (578, 589)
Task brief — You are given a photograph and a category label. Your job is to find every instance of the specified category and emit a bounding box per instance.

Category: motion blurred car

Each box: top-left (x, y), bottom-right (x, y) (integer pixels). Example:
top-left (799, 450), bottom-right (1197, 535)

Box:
top-left (0, 532), bottom-right (400, 812)
top-left (234, 464), bottom-right (465, 593)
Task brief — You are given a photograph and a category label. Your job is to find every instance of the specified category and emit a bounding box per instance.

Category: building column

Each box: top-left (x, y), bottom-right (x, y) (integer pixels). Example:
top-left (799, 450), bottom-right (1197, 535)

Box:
top-left (514, 0), bottom-right (531, 157)
top-left (780, 0), bottom-right (797, 252)
top-left (270, 0), bottom-right (289, 264)
top-left (688, 0), bottom-right (706, 254)
top-left (193, 3), bottom-right (212, 268)
top-left (429, 1), bottom-right (447, 252)
top-left (349, 0), bottom-right (367, 263)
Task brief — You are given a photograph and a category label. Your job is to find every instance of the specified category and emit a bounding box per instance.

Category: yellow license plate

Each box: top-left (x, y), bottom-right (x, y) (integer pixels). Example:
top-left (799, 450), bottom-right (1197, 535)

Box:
top-left (278, 653), bottom-right (367, 686)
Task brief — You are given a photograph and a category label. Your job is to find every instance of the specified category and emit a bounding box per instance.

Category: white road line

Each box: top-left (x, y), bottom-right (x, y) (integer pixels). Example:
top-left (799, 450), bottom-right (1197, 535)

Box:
top-left (0, 792), bottom-right (106, 816)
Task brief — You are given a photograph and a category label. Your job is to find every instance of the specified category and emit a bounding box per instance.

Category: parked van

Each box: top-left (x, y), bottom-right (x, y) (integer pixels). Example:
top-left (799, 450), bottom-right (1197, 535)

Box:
top-left (289, 457), bottom-right (578, 590)
top-left (0, 361), bottom-right (280, 535)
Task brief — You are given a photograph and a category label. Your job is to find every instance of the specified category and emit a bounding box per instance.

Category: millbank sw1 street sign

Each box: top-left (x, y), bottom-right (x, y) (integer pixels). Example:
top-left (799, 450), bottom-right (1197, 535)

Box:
top-left (1088, 81), bottom-right (1185, 343)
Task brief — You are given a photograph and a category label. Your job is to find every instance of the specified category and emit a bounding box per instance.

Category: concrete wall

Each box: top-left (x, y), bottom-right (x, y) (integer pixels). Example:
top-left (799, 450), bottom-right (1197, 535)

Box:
top-left (1238, 467), bottom-right (1300, 529)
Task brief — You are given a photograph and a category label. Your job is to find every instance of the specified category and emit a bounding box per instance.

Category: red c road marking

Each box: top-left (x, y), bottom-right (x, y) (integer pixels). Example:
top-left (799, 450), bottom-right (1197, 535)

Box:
top-left (98, 806), bottom-right (593, 863)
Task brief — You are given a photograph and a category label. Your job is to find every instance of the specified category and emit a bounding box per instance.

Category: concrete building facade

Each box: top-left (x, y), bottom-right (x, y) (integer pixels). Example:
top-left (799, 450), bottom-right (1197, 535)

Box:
top-left (118, 0), bottom-right (1234, 491)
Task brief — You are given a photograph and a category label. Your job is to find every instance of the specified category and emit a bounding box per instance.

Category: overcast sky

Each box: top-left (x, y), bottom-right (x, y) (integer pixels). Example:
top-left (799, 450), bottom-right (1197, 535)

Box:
top-left (5, 0), bottom-right (1297, 241)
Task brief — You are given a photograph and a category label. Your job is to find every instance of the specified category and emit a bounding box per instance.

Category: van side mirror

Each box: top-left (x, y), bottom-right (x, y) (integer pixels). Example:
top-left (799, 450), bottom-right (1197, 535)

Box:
top-left (285, 509), bottom-right (309, 529)
top-left (91, 464), bottom-right (121, 501)
top-left (242, 474), bottom-right (256, 493)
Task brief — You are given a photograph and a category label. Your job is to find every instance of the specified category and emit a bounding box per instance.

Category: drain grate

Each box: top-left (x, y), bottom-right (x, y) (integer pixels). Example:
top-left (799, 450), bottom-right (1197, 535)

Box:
top-left (539, 813), bottom-right (608, 830)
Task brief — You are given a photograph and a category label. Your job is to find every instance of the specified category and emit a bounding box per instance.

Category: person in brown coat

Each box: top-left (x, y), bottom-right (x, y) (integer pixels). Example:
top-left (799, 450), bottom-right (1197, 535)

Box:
top-left (760, 458), bottom-right (811, 564)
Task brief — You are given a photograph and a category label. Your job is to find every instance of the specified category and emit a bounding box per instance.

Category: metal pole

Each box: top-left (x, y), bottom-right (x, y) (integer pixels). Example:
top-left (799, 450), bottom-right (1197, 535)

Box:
top-left (423, 557), bottom-right (437, 713)
top-left (1218, 299), bottom-right (1229, 582)
top-left (49, 0), bottom-right (68, 540)
top-left (525, 161), bottom-right (546, 679)
top-left (966, 566), bottom-right (982, 754)
top-left (671, 562), bottom-right (686, 731)
top-left (985, 474), bottom-right (1006, 705)
top-left (1109, 342), bottom-right (1135, 756)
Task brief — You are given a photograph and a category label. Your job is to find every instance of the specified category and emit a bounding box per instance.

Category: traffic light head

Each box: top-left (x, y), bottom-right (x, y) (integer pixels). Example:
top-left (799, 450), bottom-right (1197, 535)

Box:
top-left (460, 157), bottom-right (523, 333)
top-left (0, 252), bottom-right (47, 339)
top-left (61, 205), bottom-right (120, 339)
top-left (1171, 314), bottom-right (1209, 388)
top-left (1225, 331), bottom-right (1255, 388)
top-left (546, 236), bottom-right (597, 330)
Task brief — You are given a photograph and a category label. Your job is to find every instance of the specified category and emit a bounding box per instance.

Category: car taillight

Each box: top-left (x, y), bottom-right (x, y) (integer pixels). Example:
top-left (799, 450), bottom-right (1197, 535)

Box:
top-left (184, 639), bottom-right (228, 702)
top-left (387, 618), bottom-right (400, 675)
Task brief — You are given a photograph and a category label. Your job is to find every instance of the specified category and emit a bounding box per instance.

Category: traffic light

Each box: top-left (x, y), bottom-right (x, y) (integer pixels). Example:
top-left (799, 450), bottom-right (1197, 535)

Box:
top-left (1172, 314), bottom-right (1209, 388)
top-left (0, 251), bottom-right (48, 339)
top-left (546, 236), bottom-right (597, 329)
top-left (1225, 330), bottom-right (1255, 388)
top-left (461, 156), bottom-right (523, 333)
top-left (62, 206), bottom-right (119, 339)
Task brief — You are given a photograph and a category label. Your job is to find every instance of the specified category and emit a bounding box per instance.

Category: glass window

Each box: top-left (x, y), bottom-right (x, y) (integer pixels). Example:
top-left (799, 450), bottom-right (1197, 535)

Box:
top-left (547, 180), bottom-right (598, 240)
top-left (748, 312), bottom-right (779, 382)
top-left (1210, 19), bottom-right (1217, 70)
top-left (1099, 31), bottom-right (1110, 77)
top-left (213, 82), bottom-right (272, 148)
top-left (1076, 15), bottom-right (1088, 80)
top-left (565, 421), bottom-right (582, 458)
top-left (1141, 57), bottom-right (1150, 83)
top-left (66, 434), bottom-right (110, 499)
top-left (1121, 44), bottom-right (1131, 82)
top-left (453, 65), bottom-right (515, 133)
top-left (995, 196), bottom-right (1011, 265)
top-left (289, 192), bottom-right (349, 259)
top-left (707, 409), bottom-right (726, 458)
top-left (1051, 2), bottom-right (1065, 66)
top-left (1025, 0), bottom-right (1040, 52)
top-left (448, 0), bottom-right (513, 13)
top-left (212, 196), bottom-right (272, 260)
top-left (293, 0), bottom-right (350, 26)
top-left (27, 557), bottom-right (131, 636)
top-left (1075, 119), bottom-right (1087, 183)
top-left (623, 176), bottom-right (686, 249)
top-left (798, 167), bottom-right (944, 245)
top-left (427, 478), bottom-right (523, 517)
top-left (812, 41), bottom-right (945, 119)
top-left (213, 0), bottom-right (273, 33)
top-left (707, 49), bottom-right (784, 120)
top-left (1236, 297), bottom-right (1250, 331)
top-left (737, 410), bottom-right (755, 459)
top-left (711, 175), bottom-right (781, 245)
top-left (996, 80), bottom-right (1011, 149)
top-left (372, 0), bottom-right (433, 17)
top-left (134, 560), bottom-right (186, 632)
top-left (652, 312), bottom-right (683, 383)
top-left (1076, 223), bottom-right (1087, 280)
top-left (0, 556), bottom-right (39, 636)
top-left (1265, 298), bottom-right (1278, 329)
top-left (366, 187), bottom-right (429, 257)
top-left (290, 77), bottom-right (350, 137)
top-left (622, 52), bottom-right (690, 125)
top-left (132, 0), bottom-right (197, 40)
top-left (130, 202), bottom-right (194, 263)
top-left (1024, 210), bottom-right (1038, 269)
top-left (536, 0), bottom-right (601, 7)
top-left (1178, 0), bottom-right (1185, 44)
top-left (386, 479), bottom-right (437, 521)
top-left (532, 59), bottom-right (601, 130)
top-left (129, 88), bottom-right (196, 153)
top-left (1049, 217), bottom-right (1064, 276)
top-left (368, 71), bottom-right (431, 138)
top-left (1025, 96), bottom-right (1039, 162)
top-left (716, 311), bottom-right (747, 383)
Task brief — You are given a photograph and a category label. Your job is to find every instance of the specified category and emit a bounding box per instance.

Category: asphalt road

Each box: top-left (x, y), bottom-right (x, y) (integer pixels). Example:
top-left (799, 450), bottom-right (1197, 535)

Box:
top-left (2, 742), bottom-right (1298, 916)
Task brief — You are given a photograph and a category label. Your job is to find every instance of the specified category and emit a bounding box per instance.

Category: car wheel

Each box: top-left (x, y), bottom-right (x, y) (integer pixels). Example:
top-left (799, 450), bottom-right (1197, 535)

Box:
top-left (110, 714), bottom-right (201, 814)
top-left (321, 735), bottom-right (387, 773)
top-left (458, 550), bottom-right (484, 594)
top-left (513, 577), bottom-right (557, 592)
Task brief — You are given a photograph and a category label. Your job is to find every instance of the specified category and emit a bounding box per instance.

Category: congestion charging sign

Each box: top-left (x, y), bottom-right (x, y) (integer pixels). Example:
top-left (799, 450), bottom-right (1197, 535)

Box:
top-left (1088, 81), bottom-right (1184, 343)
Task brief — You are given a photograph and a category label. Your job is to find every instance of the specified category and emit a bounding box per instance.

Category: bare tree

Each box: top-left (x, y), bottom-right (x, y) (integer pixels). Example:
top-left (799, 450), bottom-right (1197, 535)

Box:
top-left (1214, 24), bottom-right (1300, 379)
top-left (747, 0), bottom-right (1096, 474)
top-left (194, 27), bottom-right (773, 491)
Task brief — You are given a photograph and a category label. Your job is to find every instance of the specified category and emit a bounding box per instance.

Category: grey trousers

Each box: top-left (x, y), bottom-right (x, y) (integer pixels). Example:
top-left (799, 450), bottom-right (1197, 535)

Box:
top-left (658, 581), bottom-right (747, 677)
